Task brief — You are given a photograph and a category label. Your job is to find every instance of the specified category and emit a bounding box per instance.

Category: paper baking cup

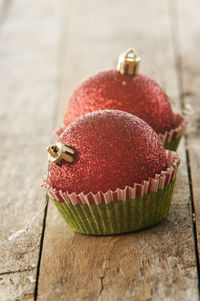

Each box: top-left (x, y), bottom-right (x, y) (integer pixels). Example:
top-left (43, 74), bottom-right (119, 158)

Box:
top-left (44, 151), bottom-right (180, 235)
top-left (159, 113), bottom-right (186, 151)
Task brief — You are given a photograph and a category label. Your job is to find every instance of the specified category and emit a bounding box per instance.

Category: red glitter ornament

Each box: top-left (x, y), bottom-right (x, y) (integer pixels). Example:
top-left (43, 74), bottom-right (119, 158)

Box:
top-left (49, 110), bottom-right (167, 194)
top-left (64, 49), bottom-right (174, 135)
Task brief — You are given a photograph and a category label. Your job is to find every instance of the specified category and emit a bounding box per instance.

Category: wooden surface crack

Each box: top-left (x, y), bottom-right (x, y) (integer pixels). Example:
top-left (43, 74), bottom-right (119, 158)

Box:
top-left (186, 149), bottom-right (200, 294)
top-left (0, 266), bottom-right (35, 276)
top-left (99, 273), bottom-right (105, 296)
top-left (34, 199), bottom-right (49, 301)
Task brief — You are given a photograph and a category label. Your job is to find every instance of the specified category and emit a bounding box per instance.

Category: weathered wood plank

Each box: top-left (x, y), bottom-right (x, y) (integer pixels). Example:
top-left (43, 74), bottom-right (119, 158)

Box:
top-left (175, 0), bottom-right (200, 273)
top-left (0, 1), bottom-right (67, 300)
top-left (38, 0), bottom-right (199, 300)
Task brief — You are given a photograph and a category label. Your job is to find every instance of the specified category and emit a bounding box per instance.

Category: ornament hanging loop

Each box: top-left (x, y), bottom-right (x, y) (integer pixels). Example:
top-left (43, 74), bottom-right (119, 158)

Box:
top-left (47, 142), bottom-right (75, 165)
top-left (117, 48), bottom-right (141, 76)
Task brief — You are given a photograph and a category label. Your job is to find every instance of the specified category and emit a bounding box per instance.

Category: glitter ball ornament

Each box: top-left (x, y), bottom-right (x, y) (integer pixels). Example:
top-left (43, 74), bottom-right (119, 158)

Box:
top-left (49, 110), bottom-right (167, 195)
top-left (64, 49), bottom-right (174, 135)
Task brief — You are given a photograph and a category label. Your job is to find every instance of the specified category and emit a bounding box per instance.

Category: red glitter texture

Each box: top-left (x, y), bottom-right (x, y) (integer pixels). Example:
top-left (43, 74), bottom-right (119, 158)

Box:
top-left (64, 70), bottom-right (173, 134)
top-left (49, 110), bottom-right (167, 194)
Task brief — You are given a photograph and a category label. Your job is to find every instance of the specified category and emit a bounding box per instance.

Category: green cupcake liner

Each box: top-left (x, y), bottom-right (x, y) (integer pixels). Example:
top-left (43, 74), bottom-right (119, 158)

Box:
top-left (159, 113), bottom-right (186, 151)
top-left (164, 136), bottom-right (182, 151)
top-left (51, 179), bottom-right (176, 235)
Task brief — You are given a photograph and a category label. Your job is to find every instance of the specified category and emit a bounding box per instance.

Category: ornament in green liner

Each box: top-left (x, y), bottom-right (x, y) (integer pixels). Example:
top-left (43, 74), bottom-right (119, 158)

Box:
top-left (44, 110), bottom-right (180, 236)
top-left (60, 48), bottom-right (186, 151)
top-left (50, 180), bottom-right (176, 235)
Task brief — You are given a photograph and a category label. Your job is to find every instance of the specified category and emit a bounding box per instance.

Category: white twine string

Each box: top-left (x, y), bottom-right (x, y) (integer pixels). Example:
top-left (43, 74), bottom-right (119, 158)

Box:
top-left (141, 54), bottom-right (193, 116)
top-left (8, 162), bottom-right (50, 241)
top-left (141, 56), bottom-right (175, 103)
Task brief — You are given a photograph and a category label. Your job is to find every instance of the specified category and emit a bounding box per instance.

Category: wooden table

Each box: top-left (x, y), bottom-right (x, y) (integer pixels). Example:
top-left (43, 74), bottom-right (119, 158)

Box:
top-left (1, 0), bottom-right (200, 300)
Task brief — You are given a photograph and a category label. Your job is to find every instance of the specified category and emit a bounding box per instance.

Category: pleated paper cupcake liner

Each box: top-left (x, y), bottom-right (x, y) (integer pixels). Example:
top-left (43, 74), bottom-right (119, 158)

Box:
top-left (159, 113), bottom-right (186, 151)
top-left (44, 150), bottom-right (180, 235)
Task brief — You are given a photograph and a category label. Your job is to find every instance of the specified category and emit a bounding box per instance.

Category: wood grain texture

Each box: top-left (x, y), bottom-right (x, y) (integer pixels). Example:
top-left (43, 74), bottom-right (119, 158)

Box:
top-left (0, 0), bottom-right (67, 300)
top-left (37, 0), bottom-right (199, 300)
top-left (176, 0), bottom-right (200, 263)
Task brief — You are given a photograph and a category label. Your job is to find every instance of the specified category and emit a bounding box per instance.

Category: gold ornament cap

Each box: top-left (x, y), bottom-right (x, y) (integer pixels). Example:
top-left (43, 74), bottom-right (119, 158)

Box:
top-left (47, 142), bottom-right (76, 165)
top-left (117, 48), bottom-right (141, 76)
